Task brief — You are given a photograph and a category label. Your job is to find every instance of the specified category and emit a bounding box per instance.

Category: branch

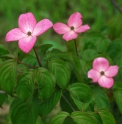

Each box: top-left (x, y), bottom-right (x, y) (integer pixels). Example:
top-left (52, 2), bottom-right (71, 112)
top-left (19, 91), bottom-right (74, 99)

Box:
top-left (110, 0), bottom-right (122, 13)
top-left (17, 60), bottom-right (38, 69)
top-left (74, 39), bottom-right (79, 57)
top-left (33, 47), bottom-right (42, 67)
top-left (62, 94), bottom-right (75, 111)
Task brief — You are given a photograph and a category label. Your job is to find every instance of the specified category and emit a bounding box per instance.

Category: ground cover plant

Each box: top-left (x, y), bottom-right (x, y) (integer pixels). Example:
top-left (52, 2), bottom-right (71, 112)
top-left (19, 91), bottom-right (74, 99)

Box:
top-left (0, 0), bottom-right (122, 124)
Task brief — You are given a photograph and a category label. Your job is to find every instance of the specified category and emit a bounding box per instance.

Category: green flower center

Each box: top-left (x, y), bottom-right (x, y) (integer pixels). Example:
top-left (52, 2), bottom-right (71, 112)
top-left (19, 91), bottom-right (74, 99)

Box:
top-left (27, 31), bottom-right (32, 36)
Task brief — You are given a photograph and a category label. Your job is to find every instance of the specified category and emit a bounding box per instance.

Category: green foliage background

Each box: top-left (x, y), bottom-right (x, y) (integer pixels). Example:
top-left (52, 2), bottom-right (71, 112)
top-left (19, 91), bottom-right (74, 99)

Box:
top-left (0, 0), bottom-right (122, 124)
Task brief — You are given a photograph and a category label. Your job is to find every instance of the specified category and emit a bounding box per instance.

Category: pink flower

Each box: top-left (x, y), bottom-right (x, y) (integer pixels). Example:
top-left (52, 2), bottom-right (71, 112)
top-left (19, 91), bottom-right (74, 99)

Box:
top-left (88, 57), bottom-right (119, 89)
top-left (5, 12), bottom-right (53, 53)
top-left (53, 12), bottom-right (90, 41)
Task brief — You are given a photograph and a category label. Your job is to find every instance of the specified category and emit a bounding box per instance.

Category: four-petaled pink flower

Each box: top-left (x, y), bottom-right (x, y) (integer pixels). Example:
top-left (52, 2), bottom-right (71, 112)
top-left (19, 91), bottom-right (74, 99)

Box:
top-left (53, 12), bottom-right (90, 41)
top-left (88, 57), bottom-right (119, 89)
top-left (5, 12), bottom-right (53, 53)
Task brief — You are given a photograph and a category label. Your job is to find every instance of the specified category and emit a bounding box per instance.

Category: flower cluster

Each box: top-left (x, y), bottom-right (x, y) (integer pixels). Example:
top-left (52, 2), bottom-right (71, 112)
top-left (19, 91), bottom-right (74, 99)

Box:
top-left (5, 12), bottom-right (119, 89)
top-left (6, 12), bottom-right (89, 53)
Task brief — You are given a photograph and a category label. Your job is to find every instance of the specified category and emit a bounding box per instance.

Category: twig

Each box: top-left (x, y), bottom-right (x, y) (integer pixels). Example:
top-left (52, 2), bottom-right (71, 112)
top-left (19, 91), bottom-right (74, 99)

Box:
top-left (110, 0), bottom-right (122, 13)
top-left (17, 60), bottom-right (38, 68)
top-left (33, 47), bottom-right (42, 67)
top-left (62, 94), bottom-right (75, 111)
top-left (74, 39), bottom-right (79, 57)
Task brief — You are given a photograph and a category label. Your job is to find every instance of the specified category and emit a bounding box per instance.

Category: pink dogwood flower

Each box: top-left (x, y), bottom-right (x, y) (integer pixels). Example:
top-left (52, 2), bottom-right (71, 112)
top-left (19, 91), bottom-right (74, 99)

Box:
top-left (88, 57), bottom-right (119, 89)
top-left (6, 12), bottom-right (53, 53)
top-left (53, 12), bottom-right (90, 41)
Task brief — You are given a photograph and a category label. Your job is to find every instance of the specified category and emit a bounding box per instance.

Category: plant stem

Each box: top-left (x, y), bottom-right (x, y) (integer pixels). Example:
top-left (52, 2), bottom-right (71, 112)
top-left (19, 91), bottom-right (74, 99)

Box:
top-left (17, 60), bottom-right (38, 68)
top-left (74, 39), bottom-right (79, 57)
top-left (110, 0), bottom-right (122, 13)
top-left (33, 46), bottom-right (42, 67)
top-left (62, 94), bottom-right (75, 112)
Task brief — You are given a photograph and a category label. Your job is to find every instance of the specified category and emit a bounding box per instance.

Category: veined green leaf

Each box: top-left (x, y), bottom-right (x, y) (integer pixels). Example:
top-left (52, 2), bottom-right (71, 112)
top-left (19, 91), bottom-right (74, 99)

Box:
top-left (38, 44), bottom-right (53, 59)
top-left (98, 109), bottom-right (116, 124)
top-left (46, 51), bottom-right (83, 82)
top-left (10, 98), bottom-right (38, 124)
top-left (82, 49), bottom-right (99, 61)
top-left (16, 70), bottom-right (35, 101)
top-left (38, 89), bottom-right (61, 116)
top-left (22, 55), bottom-right (38, 66)
top-left (51, 111), bottom-right (70, 124)
top-left (0, 92), bottom-right (7, 107)
top-left (87, 112), bottom-right (102, 124)
top-left (113, 82), bottom-right (122, 114)
top-left (35, 68), bottom-right (55, 99)
top-left (0, 59), bottom-right (17, 95)
top-left (68, 83), bottom-right (92, 110)
top-left (91, 87), bottom-right (110, 109)
top-left (48, 58), bottom-right (70, 88)
top-left (71, 111), bottom-right (96, 124)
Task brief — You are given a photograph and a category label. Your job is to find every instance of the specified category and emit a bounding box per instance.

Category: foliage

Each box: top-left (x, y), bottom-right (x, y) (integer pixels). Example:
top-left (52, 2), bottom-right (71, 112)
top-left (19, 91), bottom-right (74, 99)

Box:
top-left (1, 0), bottom-right (122, 124)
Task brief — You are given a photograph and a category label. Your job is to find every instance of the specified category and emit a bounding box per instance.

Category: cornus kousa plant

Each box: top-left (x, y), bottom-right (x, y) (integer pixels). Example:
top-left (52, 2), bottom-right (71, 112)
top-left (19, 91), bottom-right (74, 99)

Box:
top-left (0, 11), bottom-right (122, 124)
top-left (53, 12), bottom-right (90, 41)
top-left (6, 12), bottom-right (53, 53)
top-left (88, 57), bottom-right (119, 89)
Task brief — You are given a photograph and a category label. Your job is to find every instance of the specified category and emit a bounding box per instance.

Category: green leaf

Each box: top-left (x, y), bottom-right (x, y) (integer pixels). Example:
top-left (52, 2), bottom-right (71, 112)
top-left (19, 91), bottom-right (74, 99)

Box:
top-left (98, 109), bottom-right (116, 124)
top-left (82, 49), bottom-right (99, 61)
top-left (82, 33), bottom-right (108, 52)
top-left (57, 53), bottom-right (83, 82)
top-left (10, 98), bottom-right (38, 124)
top-left (60, 91), bottom-right (77, 113)
top-left (16, 71), bottom-right (35, 101)
top-left (116, 58), bottom-right (122, 80)
top-left (51, 112), bottom-right (70, 124)
top-left (0, 58), bottom-right (3, 64)
top-left (38, 44), bottom-right (53, 59)
top-left (35, 68), bottom-right (55, 99)
top-left (0, 92), bottom-right (7, 107)
top-left (46, 51), bottom-right (83, 82)
top-left (0, 59), bottom-right (17, 95)
top-left (63, 116), bottom-right (77, 124)
top-left (66, 40), bottom-right (76, 55)
top-left (87, 112), bottom-right (102, 124)
top-left (68, 83), bottom-right (92, 110)
top-left (46, 51), bottom-right (81, 74)
top-left (80, 59), bottom-right (91, 76)
top-left (39, 89), bottom-right (61, 116)
top-left (96, 38), bottom-right (109, 53)
top-left (113, 82), bottom-right (122, 114)
top-left (22, 55), bottom-right (38, 66)
top-left (71, 111), bottom-right (96, 124)
top-left (91, 87), bottom-right (110, 109)
top-left (0, 44), bottom-right (9, 56)
top-left (55, 53), bottom-right (82, 75)
top-left (107, 40), bottom-right (122, 62)
top-left (48, 58), bottom-right (70, 88)
top-left (108, 15), bottom-right (122, 39)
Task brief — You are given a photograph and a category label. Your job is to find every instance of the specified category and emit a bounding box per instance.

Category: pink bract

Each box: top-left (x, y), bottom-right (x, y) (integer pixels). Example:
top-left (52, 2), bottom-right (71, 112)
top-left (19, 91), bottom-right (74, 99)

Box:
top-left (88, 57), bottom-right (119, 89)
top-left (53, 12), bottom-right (90, 41)
top-left (6, 12), bottom-right (53, 53)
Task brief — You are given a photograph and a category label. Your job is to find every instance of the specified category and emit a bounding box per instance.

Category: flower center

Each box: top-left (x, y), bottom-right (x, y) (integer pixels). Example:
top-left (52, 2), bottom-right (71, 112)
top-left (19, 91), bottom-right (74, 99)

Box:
top-left (100, 71), bottom-right (104, 75)
top-left (27, 31), bottom-right (32, 36)
top-left (70, 26), bottom-right (74, 30)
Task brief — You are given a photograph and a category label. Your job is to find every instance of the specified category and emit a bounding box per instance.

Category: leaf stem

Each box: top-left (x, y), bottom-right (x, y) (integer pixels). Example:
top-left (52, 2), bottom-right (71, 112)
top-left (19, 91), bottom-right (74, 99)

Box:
top-left (74, 39), bottom-right (79, 57)
top-left (33, 46), bottom-right (42, 67)
top-left (62, 94), bottom-right (75, 112)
